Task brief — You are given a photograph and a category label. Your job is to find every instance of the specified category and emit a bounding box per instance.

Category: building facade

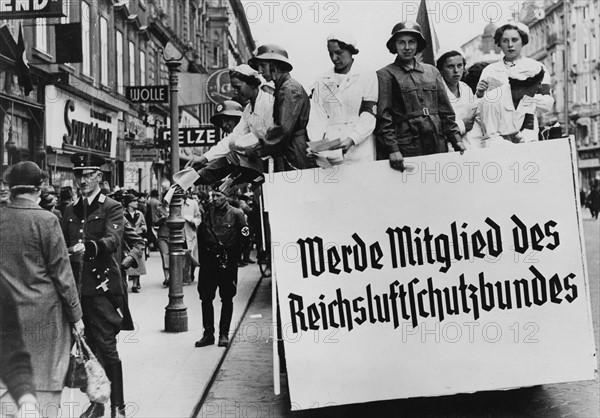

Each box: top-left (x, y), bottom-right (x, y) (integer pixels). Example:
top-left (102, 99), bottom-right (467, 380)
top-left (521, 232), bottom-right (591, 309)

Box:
top-left (522, 0), bottom-right (600, 188)
top-left (1, 0), bottom-right (255, 195)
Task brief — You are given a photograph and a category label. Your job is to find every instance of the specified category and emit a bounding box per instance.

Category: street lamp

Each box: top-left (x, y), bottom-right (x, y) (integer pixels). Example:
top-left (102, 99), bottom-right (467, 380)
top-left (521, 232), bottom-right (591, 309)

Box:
top-left (158, 41), bottom-right (191, 333)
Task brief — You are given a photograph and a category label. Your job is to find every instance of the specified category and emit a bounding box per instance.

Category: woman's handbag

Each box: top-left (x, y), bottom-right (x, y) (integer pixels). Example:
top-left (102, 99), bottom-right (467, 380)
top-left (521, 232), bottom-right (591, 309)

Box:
top-left (65, 339), bottom-right (87, 389)
top-left (69, 334), bottom-right (111, 403)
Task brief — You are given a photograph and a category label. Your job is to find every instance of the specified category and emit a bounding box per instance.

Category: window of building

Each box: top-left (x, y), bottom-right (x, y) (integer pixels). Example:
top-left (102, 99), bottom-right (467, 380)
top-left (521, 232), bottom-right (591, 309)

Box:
top-left (81, 2), bottom-right (91, 75)
top-left (100, 17), bottom-right (109, 86)
top-left (35, 18), bottom-right (47, 52)
top-left (61, 0), bottom-right (70, 23)
top-left (584, 43), bottom-right (587, 60)
top-left (583, 6), bottom-right (587, 19)
top-left (116, 31), bottom-right (124, 94)
top-left (140, 50), bottom-right (146, 84)
top-left (584, 86), bottom-right (589, 103)
top-left (129, 41), bottom-right (136, 85)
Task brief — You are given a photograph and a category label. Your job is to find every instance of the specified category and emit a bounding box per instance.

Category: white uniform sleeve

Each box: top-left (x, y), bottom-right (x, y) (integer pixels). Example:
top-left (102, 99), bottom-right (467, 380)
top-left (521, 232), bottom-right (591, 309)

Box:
top-left (348, 70), bottom-right (378, 145)
top-left (307, 80), bottom-right (328, 142)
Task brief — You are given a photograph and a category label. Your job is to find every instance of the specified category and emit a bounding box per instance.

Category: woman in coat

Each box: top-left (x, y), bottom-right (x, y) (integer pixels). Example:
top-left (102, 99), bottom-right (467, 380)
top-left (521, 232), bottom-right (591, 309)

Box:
top-left (0, 162), bottom-right (83, 418)
top-left (123, 194), bottom-right (147, 292)
top-left (307, 33), bottom-right (378, 166)
top-left (182, 190), bottom-right (202, 283)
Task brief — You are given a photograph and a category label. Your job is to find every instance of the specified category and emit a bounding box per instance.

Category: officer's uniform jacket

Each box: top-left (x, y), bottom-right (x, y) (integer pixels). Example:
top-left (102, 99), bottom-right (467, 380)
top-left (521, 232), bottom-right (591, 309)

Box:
top-left (63, 192), bottom-right (125, 296)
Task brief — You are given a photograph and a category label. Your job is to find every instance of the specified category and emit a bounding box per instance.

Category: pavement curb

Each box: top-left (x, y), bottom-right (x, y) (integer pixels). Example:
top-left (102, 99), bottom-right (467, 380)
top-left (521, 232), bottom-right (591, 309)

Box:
top-left (189, 273), bottom-right (265, 418)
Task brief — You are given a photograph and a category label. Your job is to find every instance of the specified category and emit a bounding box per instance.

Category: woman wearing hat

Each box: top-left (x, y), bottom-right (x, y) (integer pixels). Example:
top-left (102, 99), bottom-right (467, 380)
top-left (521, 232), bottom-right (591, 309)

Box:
top-left (475, 22), bottom-right (554, 142)
top-left (307, 33), bottom-right (378, 165)
top-left (436, 48), bottom-right (483, 149)
top-left (123, 194), bottom-right (147, 292)
top-left (377, 21), bottom-right (464, 171)
top-left (248, 44), bottom-right (314, 171)
top-left (0, 162), bottom-right (84, 418)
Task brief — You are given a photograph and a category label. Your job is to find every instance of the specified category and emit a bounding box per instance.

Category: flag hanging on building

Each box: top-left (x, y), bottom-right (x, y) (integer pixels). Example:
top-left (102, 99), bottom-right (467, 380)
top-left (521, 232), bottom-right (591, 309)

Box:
top-left (416, 0), bottom-right (440, 65)
top-left (16, 23), bottom-right (33, 96)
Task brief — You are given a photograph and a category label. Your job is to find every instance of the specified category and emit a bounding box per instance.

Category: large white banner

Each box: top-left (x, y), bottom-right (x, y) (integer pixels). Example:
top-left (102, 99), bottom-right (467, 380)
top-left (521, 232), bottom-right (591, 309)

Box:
top-left (265, 139), bottom-right (597, 410)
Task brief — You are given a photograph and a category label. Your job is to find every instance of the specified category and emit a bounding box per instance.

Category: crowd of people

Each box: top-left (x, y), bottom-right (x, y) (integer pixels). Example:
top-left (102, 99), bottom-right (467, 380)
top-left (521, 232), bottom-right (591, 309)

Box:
top-left (0, 17), bottom-right (596, 418)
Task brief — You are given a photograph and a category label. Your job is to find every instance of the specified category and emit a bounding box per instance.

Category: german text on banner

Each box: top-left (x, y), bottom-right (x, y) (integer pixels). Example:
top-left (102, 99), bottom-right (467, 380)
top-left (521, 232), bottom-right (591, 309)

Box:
top-left (264, 139), bottom-right (597, 410)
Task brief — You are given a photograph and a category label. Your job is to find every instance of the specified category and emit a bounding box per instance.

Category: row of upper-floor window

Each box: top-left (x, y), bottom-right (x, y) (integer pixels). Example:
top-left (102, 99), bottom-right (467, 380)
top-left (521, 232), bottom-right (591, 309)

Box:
top-left (31, 0), bottom-right (223, 94)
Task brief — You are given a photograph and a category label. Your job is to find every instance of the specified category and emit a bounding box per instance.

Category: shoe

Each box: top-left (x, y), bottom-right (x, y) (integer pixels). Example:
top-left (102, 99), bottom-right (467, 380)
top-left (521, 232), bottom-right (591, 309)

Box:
top-left (80, 402), bottom-right (105, 418)
top-left (136, 284), bottom-right (141, 290)
top-left (218, 335), bottom-right (229, 347)
top-left (163, 280), bottom-right (170, 287)
top-left (244, 258), bottom-right (256, 264)
top-left (195, 335), bottom-right (215, 347)
top-left (132, 287), bottom-right (139, 293)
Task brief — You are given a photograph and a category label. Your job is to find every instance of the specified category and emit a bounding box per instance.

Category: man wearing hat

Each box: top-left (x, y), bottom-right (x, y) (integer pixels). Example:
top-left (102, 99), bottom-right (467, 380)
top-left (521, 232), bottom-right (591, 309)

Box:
top-left (195, 188), bottom-right (248, 348)
top-left (184, 100), bottom-right (244, 170)
top-left (248, 44), bottom-right (314, 171)
top-left (57, 185), bottom-right (74, 215)
top-left (62, 152), bottom-right (128, 418)
top-left (377, 21), bottom-right (464, 171)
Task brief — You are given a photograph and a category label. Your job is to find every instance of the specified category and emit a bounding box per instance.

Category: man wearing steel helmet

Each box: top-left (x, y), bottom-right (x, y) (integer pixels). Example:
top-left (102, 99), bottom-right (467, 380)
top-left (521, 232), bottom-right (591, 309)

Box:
top-left (185, 100), bottom-right (244, 170)
top-left (250, 44), bottom-right (315, 171)
top-left (377, 21), bottom-right (464, 172)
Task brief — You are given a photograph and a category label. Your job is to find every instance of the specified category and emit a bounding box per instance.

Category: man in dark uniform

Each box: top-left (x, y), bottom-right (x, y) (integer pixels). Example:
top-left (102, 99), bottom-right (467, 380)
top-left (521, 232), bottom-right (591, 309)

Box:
top-left (62, 152), bottom-right (128, 418)
top-left (195, 189), bottom-right (249, 348)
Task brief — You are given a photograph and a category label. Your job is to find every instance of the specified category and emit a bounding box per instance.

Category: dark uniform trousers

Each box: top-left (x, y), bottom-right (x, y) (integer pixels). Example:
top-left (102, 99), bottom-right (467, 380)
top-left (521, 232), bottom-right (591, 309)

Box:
top-left (81, 295), bottom-right (123, 364)
top-left (197, 247), bottom-right (240, 337)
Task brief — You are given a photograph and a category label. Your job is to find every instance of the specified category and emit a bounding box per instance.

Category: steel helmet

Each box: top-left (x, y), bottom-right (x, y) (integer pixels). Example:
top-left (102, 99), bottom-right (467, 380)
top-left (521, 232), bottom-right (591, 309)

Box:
top-left (210, 100), bottom-right (243, 126)
top-left (248, 44), bottom-right (293, 72)
top-left (386, 21), bottom-right (427, 54)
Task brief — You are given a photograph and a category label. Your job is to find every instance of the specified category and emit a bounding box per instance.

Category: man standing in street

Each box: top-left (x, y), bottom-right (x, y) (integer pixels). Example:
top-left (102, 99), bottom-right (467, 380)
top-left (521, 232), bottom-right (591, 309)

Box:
top-left (195, 189), bottom-right (248, 348)
top-left (62, 152), bottom-right (128, 418)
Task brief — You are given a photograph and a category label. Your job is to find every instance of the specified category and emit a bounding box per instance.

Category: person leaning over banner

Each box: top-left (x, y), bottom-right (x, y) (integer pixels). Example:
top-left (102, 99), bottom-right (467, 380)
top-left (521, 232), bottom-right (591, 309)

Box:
top-left (376, 21), bottom-right (465, 172)
top-left (0, 161), bottom-right (84, 418)
top-left (307, 32), bottom-right (378, 165)
top-left (435, 48), bottom-right (483, 149)
top-left (61, 152), bottom-right (128, 418)
top-left (479, 60), bottom-right (550, 146)
top-left (250, 44), bottom-right (315, 171)
top-left (189, 66), bottom-right (274, 184)
top-left (475, 22), bottom-right (554, 141)
top-left (195, 188), bottom-right (248, 348)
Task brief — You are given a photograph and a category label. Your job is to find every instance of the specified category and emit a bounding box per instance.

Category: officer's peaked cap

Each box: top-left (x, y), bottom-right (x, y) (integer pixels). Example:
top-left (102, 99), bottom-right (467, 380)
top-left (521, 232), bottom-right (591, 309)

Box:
top-left (71, 152), bottom-right (106, 171)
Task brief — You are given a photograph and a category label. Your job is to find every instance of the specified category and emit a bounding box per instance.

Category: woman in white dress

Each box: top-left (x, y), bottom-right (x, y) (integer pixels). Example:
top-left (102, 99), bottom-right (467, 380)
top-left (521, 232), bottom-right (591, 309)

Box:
top-left (475, 22), bottom-right (554, 144)
top-left (307, 32), bottom-right (378, 165)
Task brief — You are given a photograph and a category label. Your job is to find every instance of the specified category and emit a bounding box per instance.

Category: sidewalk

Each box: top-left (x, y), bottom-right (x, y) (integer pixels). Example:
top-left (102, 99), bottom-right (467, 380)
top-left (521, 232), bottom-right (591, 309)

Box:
top-left (60, 252), bottom-right (263, 418)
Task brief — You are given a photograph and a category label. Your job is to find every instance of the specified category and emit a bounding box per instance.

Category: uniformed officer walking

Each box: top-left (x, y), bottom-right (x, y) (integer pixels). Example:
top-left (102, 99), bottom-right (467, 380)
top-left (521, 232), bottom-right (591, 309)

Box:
top-left (62, 152), bottom-right (128, 418)
top-left (195, 189), bottom-right (249, 348)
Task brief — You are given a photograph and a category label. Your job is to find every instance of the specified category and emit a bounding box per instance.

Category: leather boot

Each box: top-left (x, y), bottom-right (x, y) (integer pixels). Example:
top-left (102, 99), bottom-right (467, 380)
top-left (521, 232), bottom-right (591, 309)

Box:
top-left (80, 402), bottom-right (105, 418)
top-left (105, 361), bottom-right (126, 418)
top-left (201, 300), bottom-right (215, 336)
